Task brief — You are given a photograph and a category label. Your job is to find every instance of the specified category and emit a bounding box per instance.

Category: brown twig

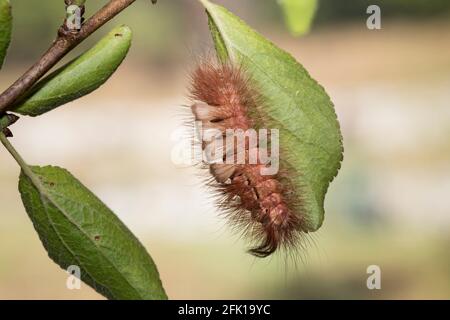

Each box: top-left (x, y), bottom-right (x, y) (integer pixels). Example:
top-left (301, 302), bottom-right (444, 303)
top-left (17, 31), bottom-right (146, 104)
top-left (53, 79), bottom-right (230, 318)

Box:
top-left (0, 0), bottom-right (141, 114)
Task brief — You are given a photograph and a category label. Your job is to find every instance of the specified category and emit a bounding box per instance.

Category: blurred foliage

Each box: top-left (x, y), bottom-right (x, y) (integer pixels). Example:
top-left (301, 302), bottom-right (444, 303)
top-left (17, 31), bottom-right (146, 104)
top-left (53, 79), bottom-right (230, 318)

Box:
top-left (5, 0), bottom-right (450, 65)
top-left (316, 0), bottom-right (450, 23)
top-left (8, 0), bottom-right (183, 64)
top-left (278, 0), bottom-right (318, 36)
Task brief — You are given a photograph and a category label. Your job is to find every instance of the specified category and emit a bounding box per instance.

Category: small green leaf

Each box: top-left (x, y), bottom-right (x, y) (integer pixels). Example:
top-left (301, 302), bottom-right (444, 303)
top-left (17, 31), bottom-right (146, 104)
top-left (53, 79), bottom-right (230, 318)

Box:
top-left (0, 0), bottom-right (12, 68)
top-left (199, 0), bottom-right (343, 231)
top-left (13, 25), bottom-right (132, 116)
top-left (19, 165), bottom-right (167, 300)
top-left (278, 0), bottom-right (317, 36)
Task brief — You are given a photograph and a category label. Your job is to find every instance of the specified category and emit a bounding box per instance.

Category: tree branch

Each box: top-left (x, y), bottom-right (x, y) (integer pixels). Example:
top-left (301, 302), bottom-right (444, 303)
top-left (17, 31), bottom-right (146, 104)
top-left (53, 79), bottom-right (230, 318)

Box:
top-left (0, 0), bottom-right (141, 114)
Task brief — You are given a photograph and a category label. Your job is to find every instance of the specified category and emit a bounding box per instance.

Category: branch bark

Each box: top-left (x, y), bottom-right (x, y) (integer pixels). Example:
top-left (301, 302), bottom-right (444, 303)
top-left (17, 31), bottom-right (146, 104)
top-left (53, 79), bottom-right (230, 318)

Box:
top-left (0, 0), bottom-right (139, 114)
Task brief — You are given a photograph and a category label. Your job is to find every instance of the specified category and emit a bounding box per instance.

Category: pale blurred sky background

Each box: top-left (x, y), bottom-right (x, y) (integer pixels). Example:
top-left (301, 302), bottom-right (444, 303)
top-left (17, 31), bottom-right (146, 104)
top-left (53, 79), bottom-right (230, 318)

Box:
top-left (0, 0), bottom-right (449, 299)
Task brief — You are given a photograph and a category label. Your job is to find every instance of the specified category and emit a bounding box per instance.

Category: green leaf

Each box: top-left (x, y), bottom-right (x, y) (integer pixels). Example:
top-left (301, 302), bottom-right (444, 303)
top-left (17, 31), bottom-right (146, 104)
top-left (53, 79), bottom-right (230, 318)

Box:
top-left (278, 0), bottom-right (318, 36)
top-left (0, 0), bottom-right (12, 68)
top-left (19, 165), bottom-right (167, 300)
top-left (12, 25), bottom-right (132, 116)
top-left (199, 0), bottom-right (343, 231)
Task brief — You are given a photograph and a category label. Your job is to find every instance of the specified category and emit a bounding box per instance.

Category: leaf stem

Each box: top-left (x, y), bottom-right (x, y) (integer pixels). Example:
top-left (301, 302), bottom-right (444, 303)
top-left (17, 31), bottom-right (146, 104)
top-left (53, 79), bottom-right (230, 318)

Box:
top-left (0, 0), bottom-right (140, 114)
top-left (0, 133), bottom-right (41, 187)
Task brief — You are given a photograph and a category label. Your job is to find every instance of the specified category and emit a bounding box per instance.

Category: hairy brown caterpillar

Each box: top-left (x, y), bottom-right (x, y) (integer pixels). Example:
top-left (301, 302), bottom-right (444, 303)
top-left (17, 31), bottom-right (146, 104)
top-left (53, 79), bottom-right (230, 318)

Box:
top-left (189, 61), bottom-right (308, 258)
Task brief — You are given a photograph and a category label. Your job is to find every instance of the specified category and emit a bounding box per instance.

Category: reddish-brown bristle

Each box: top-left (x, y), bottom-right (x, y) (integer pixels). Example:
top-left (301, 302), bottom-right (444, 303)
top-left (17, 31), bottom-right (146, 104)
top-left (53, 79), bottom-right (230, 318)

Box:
top-left (189, 61), bottom-right (303, 258)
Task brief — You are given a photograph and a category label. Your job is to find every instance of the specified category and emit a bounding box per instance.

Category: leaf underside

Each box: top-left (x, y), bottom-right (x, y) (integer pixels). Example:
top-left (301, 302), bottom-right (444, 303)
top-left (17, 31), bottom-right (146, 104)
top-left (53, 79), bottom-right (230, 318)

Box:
top-left (200, 0), bottom-right (343, 231)
top-left (19, 165), bottom-right (167, 300)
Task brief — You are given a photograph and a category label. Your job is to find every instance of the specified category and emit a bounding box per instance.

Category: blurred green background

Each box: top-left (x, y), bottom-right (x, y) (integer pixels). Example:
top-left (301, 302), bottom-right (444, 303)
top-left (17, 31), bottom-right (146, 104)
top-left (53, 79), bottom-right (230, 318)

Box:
top-left (0, 0), bottom-right (449, 299)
